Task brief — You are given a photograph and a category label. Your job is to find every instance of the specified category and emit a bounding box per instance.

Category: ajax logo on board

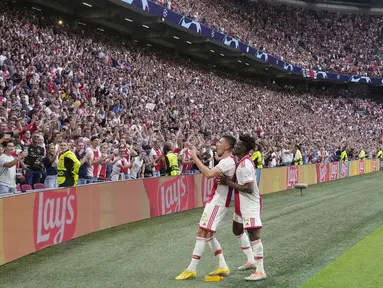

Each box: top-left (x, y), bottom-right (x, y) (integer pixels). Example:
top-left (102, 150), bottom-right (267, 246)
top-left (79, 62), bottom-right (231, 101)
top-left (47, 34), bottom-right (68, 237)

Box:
top-left (33, 189), bottom-right (77, 250)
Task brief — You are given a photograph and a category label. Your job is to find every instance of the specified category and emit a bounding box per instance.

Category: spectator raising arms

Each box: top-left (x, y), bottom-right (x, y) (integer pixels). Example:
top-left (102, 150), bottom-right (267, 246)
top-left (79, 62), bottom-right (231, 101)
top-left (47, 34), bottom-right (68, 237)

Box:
top-left (0, 142), bottom-right (27, 194)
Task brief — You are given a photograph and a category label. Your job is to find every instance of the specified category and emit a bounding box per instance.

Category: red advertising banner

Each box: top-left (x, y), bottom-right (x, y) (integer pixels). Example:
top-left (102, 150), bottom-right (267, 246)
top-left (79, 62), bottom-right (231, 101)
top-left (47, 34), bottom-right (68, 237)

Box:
top-left (316, 163), bottom-right (329, 183)
top-left (330, 162), bottom-right (339, 181)
top-left (372, 159), bottom-right (377, 172)
top-left (33, 188), bottom-right (77, 251)
top-left (359, 160), bottom-right (365, 175)
top-left (340, 162), bottom-right (348, 178)
top-left (143, 175), bottom-right (195, 217)
top-left (286, 166), bottom-right (299, 189)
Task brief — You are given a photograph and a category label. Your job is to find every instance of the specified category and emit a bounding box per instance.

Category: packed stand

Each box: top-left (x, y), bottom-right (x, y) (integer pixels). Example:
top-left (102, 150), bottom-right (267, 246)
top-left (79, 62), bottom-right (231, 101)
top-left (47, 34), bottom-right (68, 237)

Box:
top-left (0, 6), bottom-right (382, 195)
top-left (155, 0), bottom-right (383, 76)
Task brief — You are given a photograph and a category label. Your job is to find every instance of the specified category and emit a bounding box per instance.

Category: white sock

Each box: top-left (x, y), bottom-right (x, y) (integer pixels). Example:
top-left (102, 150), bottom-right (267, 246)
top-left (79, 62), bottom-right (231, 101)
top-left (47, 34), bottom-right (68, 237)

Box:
top-left (237, 233), bottom-right (256, 264)
top-left (207, 236), bottom-right (228, 269)
top-left (187, 237), bottom-right (206, 272)
top-left (251, 239), bottom-right (265, 273)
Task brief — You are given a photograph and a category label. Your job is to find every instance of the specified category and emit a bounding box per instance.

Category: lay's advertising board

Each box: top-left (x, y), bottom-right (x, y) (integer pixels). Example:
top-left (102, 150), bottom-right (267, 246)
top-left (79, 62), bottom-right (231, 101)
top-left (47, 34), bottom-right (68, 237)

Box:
top-left (0, 159), bottom-right (379, 266)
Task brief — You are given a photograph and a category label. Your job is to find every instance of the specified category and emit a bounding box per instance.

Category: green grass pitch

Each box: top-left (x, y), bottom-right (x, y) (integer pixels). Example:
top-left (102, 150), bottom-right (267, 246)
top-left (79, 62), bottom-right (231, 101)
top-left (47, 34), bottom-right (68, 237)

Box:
top-left (1, 172), bottom-right (383, 288)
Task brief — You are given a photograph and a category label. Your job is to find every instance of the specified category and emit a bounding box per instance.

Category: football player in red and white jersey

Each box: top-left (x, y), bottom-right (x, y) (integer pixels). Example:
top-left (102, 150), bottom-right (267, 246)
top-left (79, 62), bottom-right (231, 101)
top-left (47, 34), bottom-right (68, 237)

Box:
top-left (219, 135), bottom-right (266, 281)
top-left (176, 135), bottom-right (237, 280)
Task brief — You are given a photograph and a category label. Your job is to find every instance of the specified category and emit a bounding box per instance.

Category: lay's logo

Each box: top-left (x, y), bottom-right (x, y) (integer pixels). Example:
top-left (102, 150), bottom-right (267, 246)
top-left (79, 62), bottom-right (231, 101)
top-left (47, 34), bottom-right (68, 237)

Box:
top-left (144, 176), bottom-right (194, 217)
top-left (33, 189), bottom-right (77, 251)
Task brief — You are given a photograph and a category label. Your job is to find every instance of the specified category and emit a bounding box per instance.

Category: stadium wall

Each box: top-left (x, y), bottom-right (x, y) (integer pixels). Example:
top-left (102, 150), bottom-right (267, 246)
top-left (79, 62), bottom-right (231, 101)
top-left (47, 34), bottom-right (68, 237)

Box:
top-left (0, 159), bottom-right (380, 266)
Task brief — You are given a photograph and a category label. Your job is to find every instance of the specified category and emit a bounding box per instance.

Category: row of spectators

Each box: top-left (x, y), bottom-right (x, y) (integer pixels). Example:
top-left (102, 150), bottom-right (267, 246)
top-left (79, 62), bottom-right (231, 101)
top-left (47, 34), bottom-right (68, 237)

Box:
top-left (0, 6), bottom-right (382, 193)
top-left (0, 130), bottom-right (381, 194)
top-left (154, 0), bottom-right (383, 76)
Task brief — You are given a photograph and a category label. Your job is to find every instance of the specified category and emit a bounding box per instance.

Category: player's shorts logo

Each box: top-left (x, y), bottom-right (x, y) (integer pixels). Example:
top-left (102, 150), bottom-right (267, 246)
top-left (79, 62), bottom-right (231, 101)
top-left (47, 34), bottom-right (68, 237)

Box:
top-left (201, 212), bottom-right (209, 223)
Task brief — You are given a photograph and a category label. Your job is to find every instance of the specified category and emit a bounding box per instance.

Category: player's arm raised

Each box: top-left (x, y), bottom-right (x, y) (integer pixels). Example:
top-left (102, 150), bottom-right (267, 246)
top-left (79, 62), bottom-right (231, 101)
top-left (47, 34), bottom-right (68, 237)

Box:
top-left (219, 175), bottom-right (253, 194)
top-left (190, 148), bottom-right (221, 179)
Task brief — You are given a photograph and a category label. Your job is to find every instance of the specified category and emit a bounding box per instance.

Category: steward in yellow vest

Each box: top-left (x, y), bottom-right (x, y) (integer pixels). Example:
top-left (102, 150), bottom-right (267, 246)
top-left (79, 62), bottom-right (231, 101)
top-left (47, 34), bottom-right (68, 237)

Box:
top-left (376, 149), bottom-right (383, 159)
top-left (251, 145), bottom-right (263, 169)
top-left (293, 144), bottom-right (303, 166)
top-left (57, 142), bottom-right (81, 187)
top-left (358, 149), bottom-right (366, 160)
top-left (164, 142), bottom-right (180, 176)
top-left (340, 147), bottom-right (348, 162)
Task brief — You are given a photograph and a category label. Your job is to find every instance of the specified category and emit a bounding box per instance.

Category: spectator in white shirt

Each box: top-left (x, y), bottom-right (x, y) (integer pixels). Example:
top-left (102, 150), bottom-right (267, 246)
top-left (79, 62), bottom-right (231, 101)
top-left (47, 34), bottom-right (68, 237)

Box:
top-left (110, 147), bottom-right (132, 181)
top-left (0, 141), bottom-right (27, 195)
top-left (130, 151), bottom-right (146, 180)
top-left (279, 147), bottom-right (292, 166)
top-left (269, 151), bottom-right (277, 168)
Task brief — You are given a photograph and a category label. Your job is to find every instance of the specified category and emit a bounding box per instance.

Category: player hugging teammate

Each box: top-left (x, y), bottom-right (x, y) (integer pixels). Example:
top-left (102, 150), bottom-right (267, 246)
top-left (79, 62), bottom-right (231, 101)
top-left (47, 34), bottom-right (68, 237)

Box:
top-left (176, 134), bottom-right (266, 281)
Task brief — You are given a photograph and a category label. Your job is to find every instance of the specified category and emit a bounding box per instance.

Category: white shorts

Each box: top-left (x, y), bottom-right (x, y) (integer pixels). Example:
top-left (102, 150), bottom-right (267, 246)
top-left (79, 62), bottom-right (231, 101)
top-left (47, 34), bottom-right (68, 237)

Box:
top-left (199, 203), bottom-right (228, 232)
top-left (233, 211), bottom-right (262, 230)
top-left (233, 193), bottom-right (262, 230)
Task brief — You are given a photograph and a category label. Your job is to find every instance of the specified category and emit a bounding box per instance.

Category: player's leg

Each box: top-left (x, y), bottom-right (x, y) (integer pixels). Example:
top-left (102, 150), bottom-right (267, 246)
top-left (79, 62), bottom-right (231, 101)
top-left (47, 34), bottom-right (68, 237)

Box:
top-left (233, 213), bottom-right (257, 270)
top-left (176, 203), bottom-right (221, 280)
top-left (175, 228), bottom-right (207, 280)
top-left (243, 212), bottom-right (266, 281)
top-left (206, 235), bottom-right (229, 275)
top-left (204, 205), bottom-right (230, 276)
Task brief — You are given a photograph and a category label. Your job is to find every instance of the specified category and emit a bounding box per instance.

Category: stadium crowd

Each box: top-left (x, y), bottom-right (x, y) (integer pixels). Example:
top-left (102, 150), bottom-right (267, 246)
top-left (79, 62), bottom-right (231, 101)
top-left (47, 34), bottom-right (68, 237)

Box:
top-left (155, 0), bottom-right (383, 76)
top-left (0, 6), bottom-right (382, 194)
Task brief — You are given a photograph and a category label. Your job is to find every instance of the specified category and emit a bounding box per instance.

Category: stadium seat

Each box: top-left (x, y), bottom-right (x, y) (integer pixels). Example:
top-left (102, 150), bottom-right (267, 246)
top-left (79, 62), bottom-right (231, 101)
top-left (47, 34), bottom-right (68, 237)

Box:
top-left (33, 183), bottom-right (46, 190)
top-left (20, 184), bottom-right (33, 192)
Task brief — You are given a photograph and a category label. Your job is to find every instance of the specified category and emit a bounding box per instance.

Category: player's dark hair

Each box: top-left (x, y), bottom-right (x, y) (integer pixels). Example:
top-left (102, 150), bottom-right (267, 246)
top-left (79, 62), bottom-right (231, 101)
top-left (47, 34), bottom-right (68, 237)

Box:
top-left (222, 135), bottom-right (237, 151)
top-left (239, 134), bottom-right (256, 153)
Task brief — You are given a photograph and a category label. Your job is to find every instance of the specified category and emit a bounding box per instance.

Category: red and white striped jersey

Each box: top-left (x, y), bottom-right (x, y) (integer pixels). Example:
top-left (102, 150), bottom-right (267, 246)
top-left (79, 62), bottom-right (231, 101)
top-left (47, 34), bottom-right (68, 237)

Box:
top-left (207, 155), bottom-right (236, 207)
top-left (235, 155), bottom-right (261, 204)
